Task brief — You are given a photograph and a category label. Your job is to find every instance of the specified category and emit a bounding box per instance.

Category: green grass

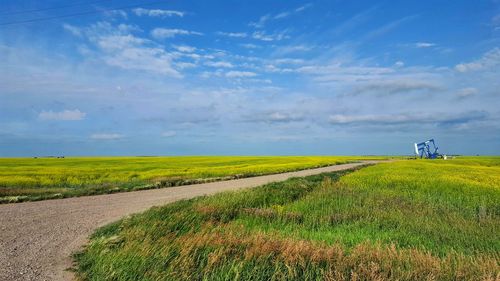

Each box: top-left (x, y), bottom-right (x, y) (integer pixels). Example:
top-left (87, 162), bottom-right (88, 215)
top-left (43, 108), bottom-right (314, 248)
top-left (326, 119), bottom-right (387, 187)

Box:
top-left (74, 157), bottom-right (500, 280)
top-left (0, 156), bottom-right (384, 203)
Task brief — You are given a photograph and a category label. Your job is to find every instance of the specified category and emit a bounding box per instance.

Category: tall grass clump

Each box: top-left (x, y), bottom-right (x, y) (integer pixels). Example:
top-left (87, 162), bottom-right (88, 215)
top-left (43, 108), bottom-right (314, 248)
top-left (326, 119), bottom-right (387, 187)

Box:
top-left (75, 157), bottom-right (500, 280)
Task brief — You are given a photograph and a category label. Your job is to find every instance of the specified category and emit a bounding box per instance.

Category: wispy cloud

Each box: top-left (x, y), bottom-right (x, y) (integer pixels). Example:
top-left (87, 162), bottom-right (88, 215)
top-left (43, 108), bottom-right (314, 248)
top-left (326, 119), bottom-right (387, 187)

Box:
top-left (244, 111), bottom-right (304, 123)
top-left (90, 133), bottom-right (123, 140)
top-left (363, 15), bottom-right (418, 41)
top-left (455, 48), bottom-right (500, 72)
top-left (252, 30), bottom-right (289, 41)
top-left (296, 61), bottom-right (443, 97)
top-left (105, 10), bottom-right (127, 19)
top-left (38, 109), bottom-right (86, 121)
top-left (415, 42), bottom-right (436, 48)
top-left (298, 64), bottom-right (394, 81)
top-left (161, 131), bottom-right (177, 137)
top-left (273, 44), bottom-right (312, 55)
top-left (394, 61), bottom-right (405, 67)
top-left (274, 12), bottom-right (291, 20)
top-left (96, 34), bottom-right (147, 50)
top-left (249, 3), bottom-right (312, 27)
top-left (103, 46), bottom-right (180, 76)
top-left (274, 58), bottom-right (305, 65)
top-left (172, 45), bottom-right (196, 53)
top-left (175, 61), bottom-right (197, 69)
top-left (62, 23), bottom-right (82, 37)
top-left (330, 6), bottom-right (377, 36)
top-left (205, 61), bottom-right (234, 68)
top-left (294, 3), bottom-right (313, 13)
top-left (456, 87), bottom-right (478, 99)
top-left (352, 79), bottom-right (441, 95)
top-left (79, 22), bottom-right (182, 77)
top-left (216, 31), bottom-right (247, 38)
top-left (132, 8), bottom-right (184, 18)
top-left (329, 111), bottom-right (487, 127)
top-left (274, 3), bottom-right (312, 19)
top-left (240, 43), bottom-right (260, 49)
top-left (249, 14), bottom-right (271, 28)
top-left (226, 71), bottom-right (257, 78)
top-left (151, 28), bottom-right (203, 39)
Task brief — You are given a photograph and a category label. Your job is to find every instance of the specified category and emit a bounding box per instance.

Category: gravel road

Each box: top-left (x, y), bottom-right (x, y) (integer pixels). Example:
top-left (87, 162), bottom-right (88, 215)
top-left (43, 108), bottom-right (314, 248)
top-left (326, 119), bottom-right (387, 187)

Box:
top-left (0, 161), bottom-right (377, 281)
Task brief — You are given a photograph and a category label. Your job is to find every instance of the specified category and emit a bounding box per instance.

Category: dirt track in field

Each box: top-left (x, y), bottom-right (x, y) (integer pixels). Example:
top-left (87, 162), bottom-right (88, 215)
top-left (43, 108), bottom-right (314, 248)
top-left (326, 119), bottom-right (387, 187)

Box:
top-left (0, 161), bottom-right (380, 281)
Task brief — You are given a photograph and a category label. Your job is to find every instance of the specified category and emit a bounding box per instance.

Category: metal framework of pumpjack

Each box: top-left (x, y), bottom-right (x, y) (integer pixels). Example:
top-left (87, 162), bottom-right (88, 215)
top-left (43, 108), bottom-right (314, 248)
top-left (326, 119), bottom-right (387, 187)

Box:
top-left (414, 139), bottom-right (443, 159)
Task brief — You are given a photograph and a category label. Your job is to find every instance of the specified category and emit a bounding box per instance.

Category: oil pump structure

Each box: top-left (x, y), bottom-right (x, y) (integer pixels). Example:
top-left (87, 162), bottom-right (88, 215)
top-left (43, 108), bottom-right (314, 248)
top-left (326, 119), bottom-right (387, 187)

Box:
top-left (414, 139), bottom-right (443, 159)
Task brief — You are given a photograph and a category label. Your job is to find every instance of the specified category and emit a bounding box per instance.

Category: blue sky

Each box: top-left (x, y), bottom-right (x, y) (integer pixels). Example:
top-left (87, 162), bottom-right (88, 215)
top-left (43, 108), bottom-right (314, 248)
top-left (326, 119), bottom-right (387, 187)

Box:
top-left (1, 0), bottom-right (499, 156)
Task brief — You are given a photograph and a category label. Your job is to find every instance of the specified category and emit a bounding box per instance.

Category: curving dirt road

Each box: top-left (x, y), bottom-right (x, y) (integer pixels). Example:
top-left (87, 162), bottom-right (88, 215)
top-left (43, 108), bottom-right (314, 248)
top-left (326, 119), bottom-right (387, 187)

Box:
top-left (0, 161), bottom-right (378, 281)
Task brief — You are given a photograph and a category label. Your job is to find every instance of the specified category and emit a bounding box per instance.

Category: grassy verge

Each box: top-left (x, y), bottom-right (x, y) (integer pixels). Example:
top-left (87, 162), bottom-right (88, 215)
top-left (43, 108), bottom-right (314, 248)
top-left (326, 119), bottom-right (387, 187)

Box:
top-left (74, 157), bottom-right (500, 280)
top-left (0, 156), bottom-right (386, 203)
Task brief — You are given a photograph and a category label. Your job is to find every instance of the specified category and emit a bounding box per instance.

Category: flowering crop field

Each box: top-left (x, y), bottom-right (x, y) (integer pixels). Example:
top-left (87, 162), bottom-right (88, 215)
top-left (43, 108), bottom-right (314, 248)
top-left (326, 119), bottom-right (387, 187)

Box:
top-left (0, 156), bottom-right (383, 203)
top-left (75, 157), bottom-right (500, 280)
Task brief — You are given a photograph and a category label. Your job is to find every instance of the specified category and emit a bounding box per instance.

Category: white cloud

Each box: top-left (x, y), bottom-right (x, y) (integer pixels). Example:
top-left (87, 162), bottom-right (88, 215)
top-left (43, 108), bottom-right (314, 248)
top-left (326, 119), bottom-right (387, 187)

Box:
top-left (329, 111), bottom-right (487, 126)
top-left (249, 4), bottom-right (312, 27)
top-left (246, 111), bottom-right (304, 123)
top-left (364, 15), bottom-right (417, 41)
top-left (330, 7), bottom-right (376, 36)
top-left (240, 43), bottom-right (260, 49)
top-left (394, 61), bottom-right (405, 67)
top-left (274, 58), bottom-right (305, 65)
top-left (352, 80), bottom-right (440, 95)
top-left (274, 12), bottom-right (291, 20)
top-left (296, 62), bottom-right (444, 97)
top-left (83, 23), bottom-right (181, 77)
top-left (151, 28), bottom-right (203, 39)
top-left (62, 23), bottom-right (82, 37)
top-left (90, 133), bottom-right (123, 140)
top-left (180, 53), bottom-right (202, 60)
top-left (173, 45), bottom-right (196, 52)
top-left (415, 42), bottom-right (436, 48)
top-left (216, 31), bottom-right (247, 38)
top-left (252, 31), bottom-right (289, 41)
top-left (132, 8), bottom-right (184, 17)
top-left (226, 71), bottom-right (257, 78)
top-left (455, 48), bottom-right (500, 72)
top-left (249, 14), bottom-right (271, 28)
top-left (200, 71), bottom-right (215, 79)
top-left (175, 62), bottom-right (197, 69)
top-left (97, 34), bottom-right (147, 50)
top-left (116, 23), bottom-right (140, 33)
top-left (161, 131), bottom-right (177, 137)
top-left (38, 109), bottom-right (86, 121)
top-left (457, 87), bottom-right (478, 99)
top-left (298, 64), bottom-right (395, 81)
top-left (295, 3), bottom-right (313, 12)
top-left (263, 64), bottom-right (294, 73)
top-left (103, 46), bottom-right (180, 76)
top-left (105, 10), bottom-right (127, 19)
top-left (273, 45), bottom-right (312, 55)
top-left (205, 61), bottom-right (234, 68)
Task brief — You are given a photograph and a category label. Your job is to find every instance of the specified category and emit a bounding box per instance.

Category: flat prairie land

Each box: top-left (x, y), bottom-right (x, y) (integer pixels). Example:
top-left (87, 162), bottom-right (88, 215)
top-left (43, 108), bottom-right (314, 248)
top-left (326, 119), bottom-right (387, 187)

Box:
top-left (75, 157), bottom-right (500, 281)
top-left (0, 156), bottom-right (385, 203)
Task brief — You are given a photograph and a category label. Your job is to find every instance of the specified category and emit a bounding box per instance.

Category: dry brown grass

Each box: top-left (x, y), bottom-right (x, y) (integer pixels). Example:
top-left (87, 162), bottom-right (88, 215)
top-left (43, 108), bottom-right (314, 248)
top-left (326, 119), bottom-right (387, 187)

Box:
top-left (174, 230), bottom-right (499, 280)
